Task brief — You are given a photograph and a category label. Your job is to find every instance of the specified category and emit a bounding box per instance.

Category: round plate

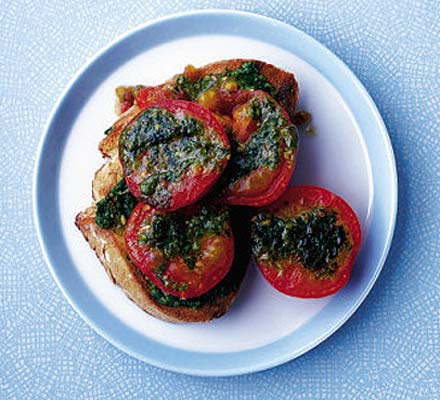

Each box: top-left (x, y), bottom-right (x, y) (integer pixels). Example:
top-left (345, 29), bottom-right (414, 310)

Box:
top-left (33, 10), bottom-right (397, 376)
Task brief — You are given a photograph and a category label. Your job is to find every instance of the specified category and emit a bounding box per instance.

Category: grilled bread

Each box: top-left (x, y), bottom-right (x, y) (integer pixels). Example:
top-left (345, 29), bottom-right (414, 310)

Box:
top-left (77, 59), bottom-right (296, 322)
top-left (76, 160), bottom-right (250, 323)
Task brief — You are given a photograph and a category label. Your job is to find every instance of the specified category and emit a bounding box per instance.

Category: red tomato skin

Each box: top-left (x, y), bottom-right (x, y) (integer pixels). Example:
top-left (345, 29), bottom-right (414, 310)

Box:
top-left (135, 86), bottom-right (174, 109)
top-left (124, 203), bottom-right (235, 299)
top-left (255, 186), bottom-right (362, 298)
top-left (166, 172), bottom-right (223, 212)
top-left (224, 148), bottom-right (297, 207)
top-left (121, 99), bottom-right (230, 211)
top-left (119, 100), bottom-right (133, 114)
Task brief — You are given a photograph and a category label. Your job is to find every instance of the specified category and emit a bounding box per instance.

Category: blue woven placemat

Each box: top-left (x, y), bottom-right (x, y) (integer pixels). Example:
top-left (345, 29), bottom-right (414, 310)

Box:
top-left (1, 1), bottom-right (439, 398)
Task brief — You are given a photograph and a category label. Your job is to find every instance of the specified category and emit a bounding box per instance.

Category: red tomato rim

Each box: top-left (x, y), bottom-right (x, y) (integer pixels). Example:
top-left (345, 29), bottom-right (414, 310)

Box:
top-left (224, 91), bottom-right (298, 206)
top-left (120, 99), bottom-right (230, 211)
top-left (135, 86), bottom-right (173, 108)
top-left (224, 148), bottom-right (297, 206)
top-left (124, 203), bottom-right (235, 299)
top-left (255, 186), bottom-right (361, 298)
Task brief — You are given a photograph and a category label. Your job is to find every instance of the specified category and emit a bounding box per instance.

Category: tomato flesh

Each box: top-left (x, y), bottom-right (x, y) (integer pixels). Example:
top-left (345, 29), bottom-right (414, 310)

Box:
top-left (128, 86), bottom-right (298, 209)
top-left (252, 186), bottom-right (361, 298)
top-left (135, 86), bottom-right (174, 109)
top-left (124, 203), bottom-right (235, 299)
top-left (224, 91), bottom-right (298, 206)
top-left (119, 99), bottom-right (230, 210)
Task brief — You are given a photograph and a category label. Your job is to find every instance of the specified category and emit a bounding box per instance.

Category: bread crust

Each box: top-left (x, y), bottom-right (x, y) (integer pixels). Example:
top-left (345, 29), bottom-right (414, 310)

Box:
top-left (92, 155), bottom-right (123, 201)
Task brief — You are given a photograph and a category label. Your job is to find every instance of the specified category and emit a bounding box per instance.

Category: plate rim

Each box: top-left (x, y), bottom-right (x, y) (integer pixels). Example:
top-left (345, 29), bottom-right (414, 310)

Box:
top-left (33, 9), bottom-right (398, 376)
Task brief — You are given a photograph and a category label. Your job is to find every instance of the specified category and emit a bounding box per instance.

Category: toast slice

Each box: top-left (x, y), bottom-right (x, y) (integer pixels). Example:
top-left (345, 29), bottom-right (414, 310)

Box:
top-left (99, 59), bottom-right (299, 158)
top-left (187, 58), bottom-right (299, 118)
top-left (77, 59), bottom-right (292, 321)
top-left (92, 155), bottom-right (123, 201)
top-left (76, 161), bottom-right (250, 323)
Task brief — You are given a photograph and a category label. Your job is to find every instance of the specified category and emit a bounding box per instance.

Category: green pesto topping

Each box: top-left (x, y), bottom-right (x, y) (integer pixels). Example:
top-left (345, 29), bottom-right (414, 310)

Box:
top-left (174, 74), bottom-right (218, 101)
top-left (147, 243), bottom-right (241, 309)
top-left (147, 265), bottom-right (238, 309)
top-left (119, 107), bottom-right (229, 207)
top-left (148, 282), bottom-right (202, 309)
top-left (230, 61), bottom-right (276, 95)
top-left (229, 96), bottom-right (297, 184)
top-left (174, 61), bottom-right (276, 100)
top-left (252, 207), bottom-right (349, 276)
top-left (146, 206), bottom-right (252, 309)
top-left (138, 206), bottom-right (229, 289)
top-left (95, 179), bottom-right (137, 230)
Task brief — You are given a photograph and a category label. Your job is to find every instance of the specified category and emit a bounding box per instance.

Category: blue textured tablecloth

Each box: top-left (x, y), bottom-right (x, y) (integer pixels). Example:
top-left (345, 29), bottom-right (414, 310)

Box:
top-left (1, 1), bottom-right (439, 398)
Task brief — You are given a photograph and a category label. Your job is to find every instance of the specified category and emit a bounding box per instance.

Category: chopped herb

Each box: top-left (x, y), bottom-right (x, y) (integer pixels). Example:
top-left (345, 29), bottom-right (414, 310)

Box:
top-left (228, 96), bottom-right (298, 183)
top-left (174, 74), bottom-right (218, 100)
top-left (119, 107), bottom-right (229, 207)
top-left (139, 205), bottom-right (229, 270)
top-left (140, 175), bottom-right (159, 196)
top-left (252, 207), bottom-right (349, 276)
top-left (228, 61), bottom-right (276, 96)
top-left (148, 282), bottom-right (203, 309)
top-left (95, 179), bottom-right (137, 230)
top-left (173, 61), bottom-right (276, 100)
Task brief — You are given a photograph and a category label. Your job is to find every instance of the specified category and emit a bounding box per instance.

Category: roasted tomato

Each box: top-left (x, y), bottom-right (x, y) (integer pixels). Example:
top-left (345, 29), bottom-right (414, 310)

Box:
top-left (125, 203), bottom-right (234, 299)
top-left (223, 91), bottom-right (298, 206)
top-left (114, 85), bottom-right (176, 114)
top-left (251, 186), bottom-right (361, 298)
top-left (134, 86), bottom-right (174, 109)
top-left (119, 99), bottom-right (230, 210)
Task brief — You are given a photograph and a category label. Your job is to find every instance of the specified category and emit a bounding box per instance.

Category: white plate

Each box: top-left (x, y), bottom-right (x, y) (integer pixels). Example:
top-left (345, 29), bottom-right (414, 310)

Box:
top-left (34, 10), bottom-right (397, 376)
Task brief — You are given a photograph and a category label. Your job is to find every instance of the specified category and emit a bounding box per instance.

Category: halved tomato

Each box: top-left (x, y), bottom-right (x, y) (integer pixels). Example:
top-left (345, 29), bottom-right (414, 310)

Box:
top-left (119, 99), bottom-right (230, 210)
top-left (134, 86), bottom-right (174, 109)
top-left (223, 91), bottom-right (298, 206)
top-left (124, 203), bottom-right (234, 299)
top-left (251, 186), bottom-right (361, 298)
top-left (113, 85), bottom-right (176, 115)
